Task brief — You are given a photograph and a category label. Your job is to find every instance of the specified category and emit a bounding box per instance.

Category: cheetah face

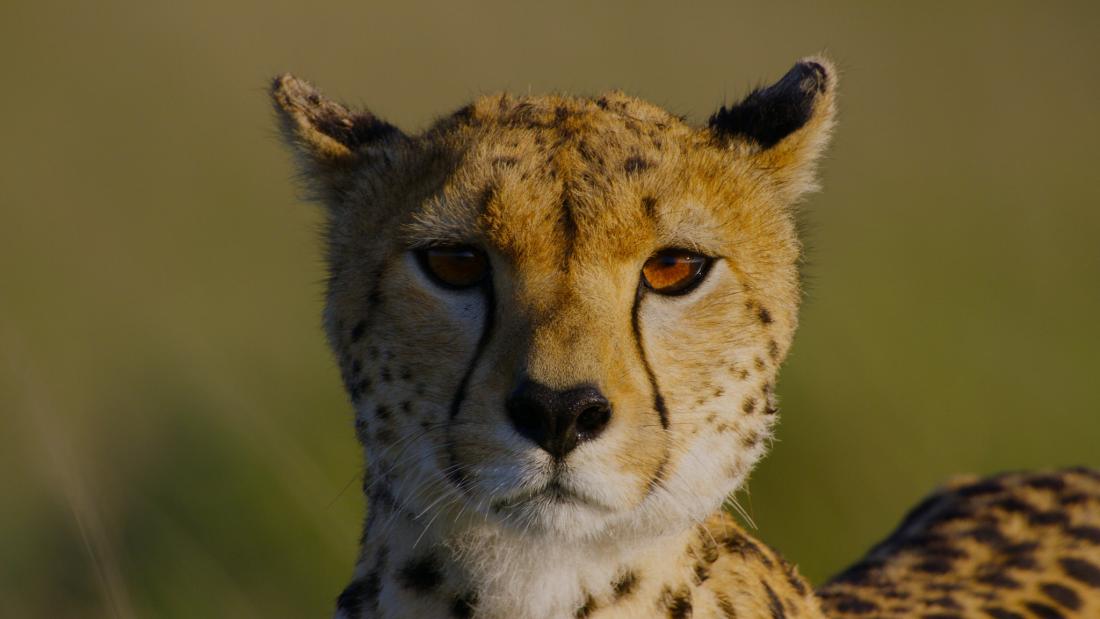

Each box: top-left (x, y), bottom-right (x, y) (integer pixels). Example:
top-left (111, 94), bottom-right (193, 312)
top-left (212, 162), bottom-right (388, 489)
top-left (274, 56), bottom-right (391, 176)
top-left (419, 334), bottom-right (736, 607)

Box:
top-left (273, 60), bottom-right (836, 540)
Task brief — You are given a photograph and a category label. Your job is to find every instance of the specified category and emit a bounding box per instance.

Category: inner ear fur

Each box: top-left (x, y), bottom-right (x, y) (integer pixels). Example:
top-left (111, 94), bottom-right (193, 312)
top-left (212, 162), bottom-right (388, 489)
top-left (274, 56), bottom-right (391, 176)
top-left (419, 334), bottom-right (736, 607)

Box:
top-left (709, 56), bottom-right (838, 200)
top-left (271, 73), bottom-right (402, 173)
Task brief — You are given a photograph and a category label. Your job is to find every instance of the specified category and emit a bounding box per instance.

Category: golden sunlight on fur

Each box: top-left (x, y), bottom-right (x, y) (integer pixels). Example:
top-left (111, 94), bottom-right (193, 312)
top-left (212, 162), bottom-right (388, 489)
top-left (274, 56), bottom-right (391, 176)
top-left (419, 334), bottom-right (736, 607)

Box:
top-left (272, 58), bottom-right (1100, 618)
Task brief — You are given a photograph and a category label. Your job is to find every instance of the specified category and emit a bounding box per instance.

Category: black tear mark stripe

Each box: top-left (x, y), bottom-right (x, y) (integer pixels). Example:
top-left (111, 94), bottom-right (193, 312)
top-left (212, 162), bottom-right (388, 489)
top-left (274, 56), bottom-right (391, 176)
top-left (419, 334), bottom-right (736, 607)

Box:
top-left (445, 279), bottom-right (497, 491)
top-left (631, 286), bottom-right (670, 429)
top-left (448, 280), bottom-right (497, 419)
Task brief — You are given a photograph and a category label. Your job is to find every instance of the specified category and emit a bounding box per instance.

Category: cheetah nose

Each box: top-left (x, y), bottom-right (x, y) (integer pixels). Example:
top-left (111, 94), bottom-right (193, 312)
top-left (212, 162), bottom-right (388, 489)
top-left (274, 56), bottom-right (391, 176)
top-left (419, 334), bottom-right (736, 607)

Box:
top-left (506, 379), bottom-right (612, 459)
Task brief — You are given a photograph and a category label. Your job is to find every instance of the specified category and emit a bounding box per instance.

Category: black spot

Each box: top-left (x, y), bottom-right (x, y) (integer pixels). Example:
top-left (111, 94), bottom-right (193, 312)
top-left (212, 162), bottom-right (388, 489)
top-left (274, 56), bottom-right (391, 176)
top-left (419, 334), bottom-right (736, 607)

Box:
top-left (612, 570), bottom-right (639, 599)
top-left (957, 480), bottom-right (1005, 498)
top-left (1061, 493), bottom-right (1089, 506)
top-left (1067, 525), bottom-right (1100, 544)
top-left (925, 596), bottom-right (962, 610)
top-left (1029, 510), bottom-right (1070, 527)
top-left (919, 543), bottom-right (968, 561)
top-left (339, 546), bottom-right (387, 616)
top-left (982, 607), bottom-right (1025, 619)
top-left (450, 591), bottom-right (477, 618)
top-left (351, 359), bottom-right (363, 375)
top-left (991, 496), bottom-right (1036, 514)
top-left (623, 155), bottom-right (653, 174)
top-left (976, 570), bottom-right (1021, 589)
top-left (715, 592), bottom-right (737, 618)
top-left (1002, 541), bottom-right (1040, 557)
top-left (660, 585), bottom-right (693, 619)
top-left (742, 397), bottom-right (757, 414)
top-left (350, 321), bottom-right (366, 343)
top-left (1026, 475), bottom-right (1067, 492)
top-left (758, 306), bottom-right (774, 325)
top-left (397, 554), bottom-right (444, 592)
top-left (1003, 554), bottom-right (1039, 571)
top-left (754, 357), bottom-right (766, 371)
top-left (763, 581), bottom-right (786, 619)
top-left (829, 593), bottom-right (878, 613)
top-left (785, 570), bottom-right (808, 597)
top-left (767, 339), bottom-right (780, 360)
top-left (722, 531), bottom-right (774, 568)
top-left (575, 594), bottom-right (597, 618)
top-left (357, 376), bottom-right (372, 392)
top-left (1040, 582), bottom-right (1082, 610)
top-left (692, 561), bottom-right (709, 585)
top-left (915, 559), bottom-right (954, 575)
top-left (698, 533), bottom-right (719, 564)
top-left (368, 485), bottom-right (396, 512)
top-left (336, 578), bottom-right (371, 618)
top-left (375, 404), bottom-right (390, 420)
top-left (1059, 557), bottom-right (1100, 588)
top-left (708, 61), bottom-right (828, 149)
top-left (969, 524), bottom-right (1009, 547)
top-left (973, 540), bottom-right (1038, 572)
top-left (1024, 601), bottom-right (1067, 619)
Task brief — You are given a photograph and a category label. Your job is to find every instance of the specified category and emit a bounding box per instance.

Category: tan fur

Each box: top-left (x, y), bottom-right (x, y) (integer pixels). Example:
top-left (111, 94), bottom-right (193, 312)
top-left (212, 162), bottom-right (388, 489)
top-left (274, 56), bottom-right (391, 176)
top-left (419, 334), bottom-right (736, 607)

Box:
top-left (271, 58), bottom-right (1100, 619)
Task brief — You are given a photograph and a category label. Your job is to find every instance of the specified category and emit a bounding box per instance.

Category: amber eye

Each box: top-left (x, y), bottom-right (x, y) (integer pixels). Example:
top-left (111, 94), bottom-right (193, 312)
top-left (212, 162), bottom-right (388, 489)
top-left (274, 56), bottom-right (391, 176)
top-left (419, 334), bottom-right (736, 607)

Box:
top-left (641, 249), bottom-right (713, 296)
top-left (416, 245), bottom-right (490, 289)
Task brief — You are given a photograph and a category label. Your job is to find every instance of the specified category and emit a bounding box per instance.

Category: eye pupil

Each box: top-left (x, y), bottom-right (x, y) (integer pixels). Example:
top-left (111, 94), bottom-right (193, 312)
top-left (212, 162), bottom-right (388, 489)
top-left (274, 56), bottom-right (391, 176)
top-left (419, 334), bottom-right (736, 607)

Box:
top-left (418, 246), bottom-right (489, 289)
top-left (642, 249), bottom-right (712, 295)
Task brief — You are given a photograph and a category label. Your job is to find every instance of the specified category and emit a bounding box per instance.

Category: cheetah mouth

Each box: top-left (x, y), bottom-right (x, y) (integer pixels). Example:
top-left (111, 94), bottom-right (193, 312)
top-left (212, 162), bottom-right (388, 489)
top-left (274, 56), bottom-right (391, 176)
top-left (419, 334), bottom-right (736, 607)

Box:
top-left (490, 479), bottom-right (610, 513)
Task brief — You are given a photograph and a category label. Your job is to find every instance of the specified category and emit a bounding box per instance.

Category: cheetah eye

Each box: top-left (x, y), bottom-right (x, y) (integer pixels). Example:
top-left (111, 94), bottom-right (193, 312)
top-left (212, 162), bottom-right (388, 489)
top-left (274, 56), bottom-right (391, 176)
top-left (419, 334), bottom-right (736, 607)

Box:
top-left (416, 245), bottom-right (490, 290)
top-left (641, 249), bottom-right (713, 296)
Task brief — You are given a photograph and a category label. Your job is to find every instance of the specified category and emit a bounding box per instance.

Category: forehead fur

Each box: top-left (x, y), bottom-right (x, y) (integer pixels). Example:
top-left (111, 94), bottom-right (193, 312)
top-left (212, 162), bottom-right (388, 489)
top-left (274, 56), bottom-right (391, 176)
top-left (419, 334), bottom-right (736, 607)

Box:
top-left (406, 91), bottom-right (786, 269)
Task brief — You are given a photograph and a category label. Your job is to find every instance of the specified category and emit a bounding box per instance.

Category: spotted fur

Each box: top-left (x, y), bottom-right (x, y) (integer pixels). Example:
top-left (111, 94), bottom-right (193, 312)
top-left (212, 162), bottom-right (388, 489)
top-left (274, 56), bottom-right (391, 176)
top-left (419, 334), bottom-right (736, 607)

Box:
top-left (271, 57), bottom-right (1098, 618)
top-left (820, 469), bottom-right (1100, 618)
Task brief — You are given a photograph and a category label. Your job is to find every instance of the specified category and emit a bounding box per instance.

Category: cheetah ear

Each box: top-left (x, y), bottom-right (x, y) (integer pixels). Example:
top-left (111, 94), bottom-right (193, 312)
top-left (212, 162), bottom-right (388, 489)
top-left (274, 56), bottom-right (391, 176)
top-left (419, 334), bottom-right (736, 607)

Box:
top-left (709, 57), bottom-right (837, 200)
top-left (271, 74), bottom-right (404, 180)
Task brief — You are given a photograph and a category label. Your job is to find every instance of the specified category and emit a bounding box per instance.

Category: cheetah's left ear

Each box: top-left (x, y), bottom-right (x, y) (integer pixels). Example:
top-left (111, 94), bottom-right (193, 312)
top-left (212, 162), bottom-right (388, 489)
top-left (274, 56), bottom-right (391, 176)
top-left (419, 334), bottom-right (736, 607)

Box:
top-left (709, 56), bottom-right (837, 201)
top-left (271, 74), bottom-right (405, 188)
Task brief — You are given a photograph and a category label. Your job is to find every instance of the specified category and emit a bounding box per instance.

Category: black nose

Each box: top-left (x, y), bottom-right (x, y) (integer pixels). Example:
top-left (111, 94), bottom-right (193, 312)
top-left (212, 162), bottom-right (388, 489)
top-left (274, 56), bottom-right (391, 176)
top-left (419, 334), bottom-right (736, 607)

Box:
top-left (506, 379), bottom-right (612, 459)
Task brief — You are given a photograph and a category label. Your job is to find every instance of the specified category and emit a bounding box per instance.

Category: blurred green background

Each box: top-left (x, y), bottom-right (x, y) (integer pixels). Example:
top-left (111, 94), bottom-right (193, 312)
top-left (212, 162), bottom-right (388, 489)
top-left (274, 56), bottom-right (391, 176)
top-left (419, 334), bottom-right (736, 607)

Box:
top-left (3, 1), bottom-right (1098, 616)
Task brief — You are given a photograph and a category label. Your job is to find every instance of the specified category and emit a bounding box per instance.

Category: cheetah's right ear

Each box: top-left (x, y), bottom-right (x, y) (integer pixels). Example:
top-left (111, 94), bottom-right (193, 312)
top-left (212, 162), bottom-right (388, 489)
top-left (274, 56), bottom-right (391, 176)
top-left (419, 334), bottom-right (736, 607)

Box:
top-left (271, 74), bottom-right (404, 181)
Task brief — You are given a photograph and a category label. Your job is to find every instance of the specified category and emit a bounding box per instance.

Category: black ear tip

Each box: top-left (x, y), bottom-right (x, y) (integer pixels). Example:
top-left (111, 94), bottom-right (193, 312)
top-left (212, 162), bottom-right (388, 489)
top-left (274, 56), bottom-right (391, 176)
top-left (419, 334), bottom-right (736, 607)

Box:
top-left (778, 60), bottom-right (831, 96)
top-left (709, 57), bottom-right (835, 149)
top-left (800, 61), bottom-right (829, 93)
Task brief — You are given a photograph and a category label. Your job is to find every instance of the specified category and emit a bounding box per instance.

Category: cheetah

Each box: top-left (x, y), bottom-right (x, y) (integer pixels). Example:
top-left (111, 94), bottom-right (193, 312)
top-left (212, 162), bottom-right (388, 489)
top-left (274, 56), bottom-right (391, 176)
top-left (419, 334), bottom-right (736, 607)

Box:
top-left (270, 58), bottom-right (1100, 618)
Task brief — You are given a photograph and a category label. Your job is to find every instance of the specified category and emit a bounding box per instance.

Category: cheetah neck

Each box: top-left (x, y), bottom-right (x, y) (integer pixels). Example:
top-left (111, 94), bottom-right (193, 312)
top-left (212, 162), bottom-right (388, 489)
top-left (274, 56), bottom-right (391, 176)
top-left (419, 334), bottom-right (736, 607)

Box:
top-left (338, 482), bottom-right (825, 619)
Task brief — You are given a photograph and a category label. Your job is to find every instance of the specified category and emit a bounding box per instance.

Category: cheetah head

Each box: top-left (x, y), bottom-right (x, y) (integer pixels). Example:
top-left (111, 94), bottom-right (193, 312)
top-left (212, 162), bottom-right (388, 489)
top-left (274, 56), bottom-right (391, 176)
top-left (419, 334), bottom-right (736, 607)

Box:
top-left (273, 59), bottom-right (836, 542)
